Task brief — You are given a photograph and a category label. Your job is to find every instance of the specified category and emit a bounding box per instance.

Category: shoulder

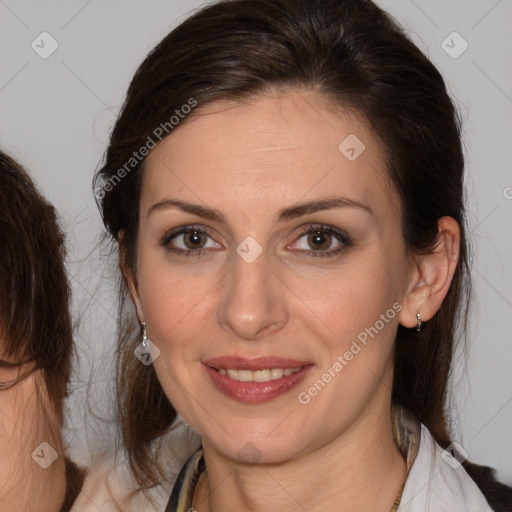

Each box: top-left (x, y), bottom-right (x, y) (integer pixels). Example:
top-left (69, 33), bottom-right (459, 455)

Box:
top-left (69, 452), bottom-right (171, 512)
top-left (399, 423), bottom-right (494, 511)
top-left (70, 423), bottom-right (200, 512)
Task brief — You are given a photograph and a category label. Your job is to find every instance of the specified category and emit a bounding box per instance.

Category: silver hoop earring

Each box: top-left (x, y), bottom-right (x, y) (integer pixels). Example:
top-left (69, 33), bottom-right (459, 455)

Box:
top-left (141, 321), bottom-right (149, 349)
top-left (416, 313), bottom-right (423, 332)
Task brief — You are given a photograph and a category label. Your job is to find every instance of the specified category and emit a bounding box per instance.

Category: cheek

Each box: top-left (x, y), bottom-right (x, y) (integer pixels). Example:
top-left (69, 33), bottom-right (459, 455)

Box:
top-left (293, 253), bottom-right (402, 404)
top-left (298, 271), bottom-right (399, 404)
top-left (136, 257), bottom-right (216, 357)
top-left (304, 257), bottom-right (399, 340)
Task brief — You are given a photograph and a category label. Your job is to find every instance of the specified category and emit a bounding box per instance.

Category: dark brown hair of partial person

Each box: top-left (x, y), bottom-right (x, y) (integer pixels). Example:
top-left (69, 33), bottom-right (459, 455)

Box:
top-left (93, 0), bottom-right (512, 508)
top-left (0, 151), bottom-right (84, 511)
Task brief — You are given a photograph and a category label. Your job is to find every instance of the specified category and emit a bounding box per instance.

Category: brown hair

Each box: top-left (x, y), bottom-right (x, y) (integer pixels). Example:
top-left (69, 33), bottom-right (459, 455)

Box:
top-left (94, 0), bottom-right (512, 508)
top-left (0, 151), bottom-right (84, 510)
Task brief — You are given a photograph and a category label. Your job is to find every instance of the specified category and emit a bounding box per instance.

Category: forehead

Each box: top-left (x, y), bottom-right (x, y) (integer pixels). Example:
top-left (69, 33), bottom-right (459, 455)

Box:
top-left (142, 89), bottom-right (399, 226)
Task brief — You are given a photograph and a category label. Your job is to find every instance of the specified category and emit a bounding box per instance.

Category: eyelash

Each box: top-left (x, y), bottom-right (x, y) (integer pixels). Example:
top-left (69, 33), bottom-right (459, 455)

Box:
top-left (160, 223), bottom-right (352, 258)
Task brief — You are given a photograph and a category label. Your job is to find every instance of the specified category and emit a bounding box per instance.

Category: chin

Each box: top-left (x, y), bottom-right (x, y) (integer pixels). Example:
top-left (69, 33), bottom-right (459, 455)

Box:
top-left (203, 429), bottom-right (306, 465)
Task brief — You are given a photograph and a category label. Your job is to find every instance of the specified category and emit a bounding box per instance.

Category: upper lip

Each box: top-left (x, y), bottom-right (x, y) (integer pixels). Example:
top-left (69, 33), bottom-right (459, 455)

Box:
top-left (203, 356), bottom-right (312, 371)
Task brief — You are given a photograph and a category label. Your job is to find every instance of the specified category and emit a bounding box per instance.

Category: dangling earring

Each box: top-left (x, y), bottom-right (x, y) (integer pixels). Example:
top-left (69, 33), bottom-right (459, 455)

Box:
top-left (416, 313), bottom-right (423, 332)
top-left (141, 321), bottom-right (149, 349)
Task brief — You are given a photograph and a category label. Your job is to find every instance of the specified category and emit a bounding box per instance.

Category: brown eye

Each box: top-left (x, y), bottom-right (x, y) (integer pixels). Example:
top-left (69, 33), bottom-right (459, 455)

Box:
top-left (163, 226), bottom-right (221, 255)
top-left (307, 231), bottom-right (333, 250)
top-left (288, 224), bottom-right (351, 258)
top-left (183, 230), bottom-right (208, 249)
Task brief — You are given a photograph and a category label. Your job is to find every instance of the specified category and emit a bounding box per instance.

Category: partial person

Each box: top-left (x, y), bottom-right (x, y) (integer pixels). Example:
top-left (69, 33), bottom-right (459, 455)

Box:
top-left (0, 151), bottom-right (84, 511)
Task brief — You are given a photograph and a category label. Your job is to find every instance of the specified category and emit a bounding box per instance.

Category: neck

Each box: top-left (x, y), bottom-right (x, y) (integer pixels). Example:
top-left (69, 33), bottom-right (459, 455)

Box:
top-left (0, 371), bottom-right (67, 511)
top-left (193, 399), bottom-right (407, 512)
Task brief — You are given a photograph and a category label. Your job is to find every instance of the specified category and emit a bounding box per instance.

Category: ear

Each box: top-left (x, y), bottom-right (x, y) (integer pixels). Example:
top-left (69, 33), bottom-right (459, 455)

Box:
top-left (399, 216), bottom-right (460, 328)
top-left (118, 230), bottom-right (145, 324)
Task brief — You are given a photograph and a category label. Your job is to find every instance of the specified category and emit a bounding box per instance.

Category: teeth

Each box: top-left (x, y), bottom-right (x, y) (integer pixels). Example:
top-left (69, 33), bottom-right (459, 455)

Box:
top-left (271, 368), bottom-right (284, 379)
top-left (238, 370), bottom-right (253, 382)
top-left (217, 367), bottom-right (303, 382)
top-left (254, 369), bottom-right (271, 382)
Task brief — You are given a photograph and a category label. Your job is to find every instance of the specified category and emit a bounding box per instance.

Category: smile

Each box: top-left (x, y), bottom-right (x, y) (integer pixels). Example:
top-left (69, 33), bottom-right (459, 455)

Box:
top-left (202, 357), bottom-right (313, 403)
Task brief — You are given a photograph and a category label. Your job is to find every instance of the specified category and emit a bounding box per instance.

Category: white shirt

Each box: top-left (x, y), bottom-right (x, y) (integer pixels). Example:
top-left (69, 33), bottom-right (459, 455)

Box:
top-left (398, 423), bottom-right (493, 511)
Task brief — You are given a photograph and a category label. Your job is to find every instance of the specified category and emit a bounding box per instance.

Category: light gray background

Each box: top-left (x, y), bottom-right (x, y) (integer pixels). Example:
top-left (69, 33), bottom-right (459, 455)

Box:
top-left (1, 0), bottom-right (511, 484)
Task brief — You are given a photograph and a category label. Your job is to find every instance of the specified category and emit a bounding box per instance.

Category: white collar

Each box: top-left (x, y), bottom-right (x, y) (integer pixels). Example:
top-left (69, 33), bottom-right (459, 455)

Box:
top-left (398, 422), bottom-right (493, 511)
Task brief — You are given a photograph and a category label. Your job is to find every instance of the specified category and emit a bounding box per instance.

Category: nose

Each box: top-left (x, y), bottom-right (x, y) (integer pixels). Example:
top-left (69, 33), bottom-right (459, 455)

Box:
top-left (216, 250), bottom-right (289, 341)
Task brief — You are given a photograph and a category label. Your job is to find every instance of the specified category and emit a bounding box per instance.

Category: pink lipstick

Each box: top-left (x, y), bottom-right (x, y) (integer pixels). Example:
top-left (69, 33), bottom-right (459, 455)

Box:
top-left (203, 356), bottom-right (313, 403)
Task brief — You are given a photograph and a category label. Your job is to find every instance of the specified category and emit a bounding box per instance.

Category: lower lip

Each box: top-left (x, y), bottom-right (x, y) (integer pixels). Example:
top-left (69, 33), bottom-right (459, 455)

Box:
top-left (203, 364), bottom-right (313, 403)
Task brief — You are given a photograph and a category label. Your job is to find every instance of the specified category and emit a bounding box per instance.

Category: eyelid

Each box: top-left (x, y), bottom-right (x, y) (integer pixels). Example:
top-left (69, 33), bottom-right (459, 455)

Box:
top-left (0, 361), bottom-right (37, 391)
top-left (0, 359), bottom-right (31, 367)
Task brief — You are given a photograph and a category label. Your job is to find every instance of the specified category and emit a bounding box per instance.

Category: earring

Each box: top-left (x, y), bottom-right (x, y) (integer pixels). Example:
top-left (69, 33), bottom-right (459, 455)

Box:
top-left (416, 313), bottom-right (423, 332)
top-left (141, 321), bottom-right (149, 349)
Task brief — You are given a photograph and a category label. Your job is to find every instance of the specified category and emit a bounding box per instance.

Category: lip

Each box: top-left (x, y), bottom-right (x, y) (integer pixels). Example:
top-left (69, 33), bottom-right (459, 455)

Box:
top-left (202, 356), bottom-right (314, 403)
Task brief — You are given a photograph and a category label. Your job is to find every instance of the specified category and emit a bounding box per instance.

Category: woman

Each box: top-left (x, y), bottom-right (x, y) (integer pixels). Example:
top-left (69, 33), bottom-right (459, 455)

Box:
top-left (75, 0), bottom-right (512, 510)
top-left (0, 152), bottom-right (84, 511)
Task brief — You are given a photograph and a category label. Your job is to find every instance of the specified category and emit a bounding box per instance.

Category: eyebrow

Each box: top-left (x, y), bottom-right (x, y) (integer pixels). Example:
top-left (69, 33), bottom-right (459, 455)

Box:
top-left (147, 196), bottom-right (373, 223)
top-left (147, 199), bottom-right (225, 222)
top-left (274, 196), bottom-right (373, 222)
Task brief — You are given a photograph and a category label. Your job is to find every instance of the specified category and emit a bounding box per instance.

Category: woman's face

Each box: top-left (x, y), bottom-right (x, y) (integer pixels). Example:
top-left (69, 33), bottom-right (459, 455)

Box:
top-left (130, 89), bottom-right (417, 464)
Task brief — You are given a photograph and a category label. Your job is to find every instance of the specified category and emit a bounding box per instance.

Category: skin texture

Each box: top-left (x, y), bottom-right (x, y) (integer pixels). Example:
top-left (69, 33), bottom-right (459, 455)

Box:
top-left (0, 355), bottom-right (66, 511)
top-left (125, 88), bottom-right (460, 512)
